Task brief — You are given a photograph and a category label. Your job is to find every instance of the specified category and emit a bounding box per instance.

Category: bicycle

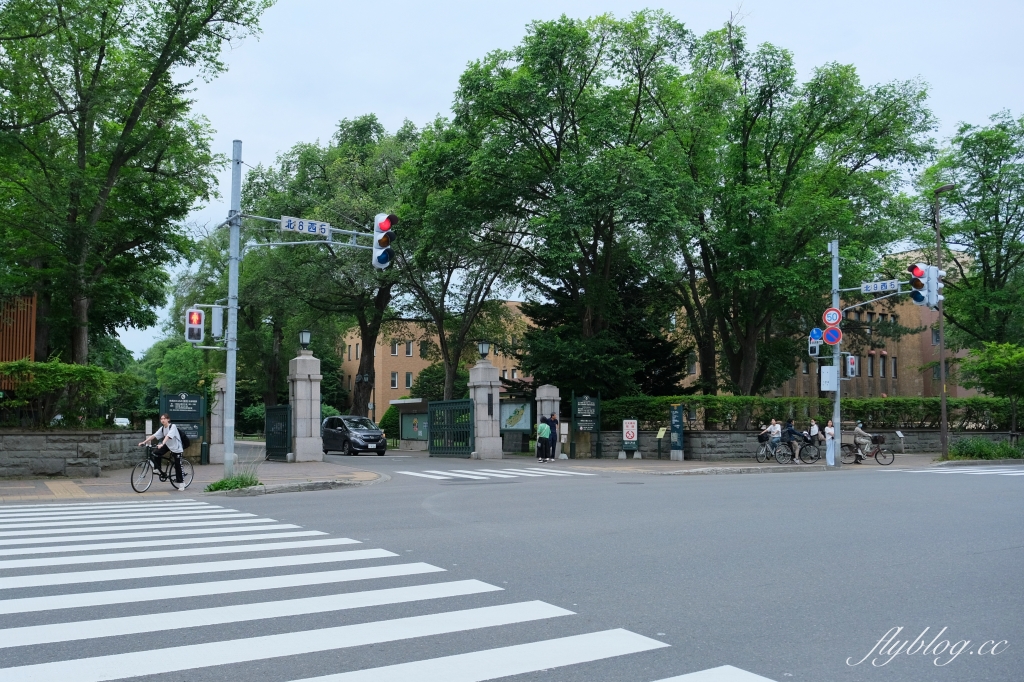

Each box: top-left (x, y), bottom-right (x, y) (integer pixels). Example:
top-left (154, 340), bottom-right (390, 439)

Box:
top-left (841, 435), bottom-right (895, 466)
top-left (756, 436), bottom-right (794, 464)
top-left (796, 434), bottom-right (822, 464)
top-left (131, 445), bottom-right (194, 493)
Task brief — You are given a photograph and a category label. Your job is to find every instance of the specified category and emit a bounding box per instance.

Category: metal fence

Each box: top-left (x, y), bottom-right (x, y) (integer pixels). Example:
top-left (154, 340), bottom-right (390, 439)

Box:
top-left (265, 405), bottom-right (291, 461)
top-left (428, 399), bottom-right (474, 457)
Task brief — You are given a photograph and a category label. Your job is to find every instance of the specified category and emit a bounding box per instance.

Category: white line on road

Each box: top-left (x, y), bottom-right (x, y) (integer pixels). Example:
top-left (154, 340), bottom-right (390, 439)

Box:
top-left (0, 517), bottom-right (278, 539)
top-left (0, 512), bottom-right (255, 531)
top-left (0, 500), bottom-right (202, 512)
top-left (0, 530), bottom-right (326, 557)
top-left (0, 548), bottom-right (397, 590)
top-left (521, 467), bottom-right (596, 476)
top-left (0, 562), bottom-right (445, 615)
top-left (450, 470), bottom-right (517, 478)
top-left (423, 470), bottom-right (490, 480)
top-left (502, 468), bottom-right (572, 477)
top-left (0, 579), bottom-right (503, 648)
top-left (0, 601), bottom-right (573, 682)
top-left (288, 628), bottom-right (669, 682)
top-left (0, 523), bottom-right (301, 547)
top-left (477, 468), bottom-right (544, 477)
top-left (650, 664), bottom-right (778, 681)
top-left (395, 471), bottom-right (453, 480)
top-left (0, 503), bottom-right (213, 520)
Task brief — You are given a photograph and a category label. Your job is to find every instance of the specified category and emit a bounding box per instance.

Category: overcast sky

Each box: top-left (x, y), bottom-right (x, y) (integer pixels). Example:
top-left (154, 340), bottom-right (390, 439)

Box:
top-left (119, 0), bottom-right (1024, 356)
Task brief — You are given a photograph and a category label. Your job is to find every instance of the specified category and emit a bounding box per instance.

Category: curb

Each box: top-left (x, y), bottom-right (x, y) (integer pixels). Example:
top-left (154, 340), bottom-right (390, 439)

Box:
top-left (658, 465), bottom-right (833, 476)
top-left (932, 459), bottom-right (1024, 468)
top-left (203, 473), bottom-right (390, 497)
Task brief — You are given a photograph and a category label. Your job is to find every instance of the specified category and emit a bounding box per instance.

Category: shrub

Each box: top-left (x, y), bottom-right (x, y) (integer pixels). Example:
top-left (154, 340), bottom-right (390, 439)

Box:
top-left (949, 438), bottom-right (1024, 460)
top-left (205, 458), bottom-right (261, 491)
top-left (239, 403), bottom-right (265, 435)
top-left (0, 359), bottom-right (115, 427)
top-left (378, 404), bottom-right (400, 438)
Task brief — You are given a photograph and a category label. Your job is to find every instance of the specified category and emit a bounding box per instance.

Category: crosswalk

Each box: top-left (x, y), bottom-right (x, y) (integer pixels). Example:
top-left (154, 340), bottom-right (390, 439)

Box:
top-left (0, 498), bottom-right (776, 681)
top-left (887, 466), bottom-right (1024, 477)
top-left (396, 466), bottom-right (598, 481)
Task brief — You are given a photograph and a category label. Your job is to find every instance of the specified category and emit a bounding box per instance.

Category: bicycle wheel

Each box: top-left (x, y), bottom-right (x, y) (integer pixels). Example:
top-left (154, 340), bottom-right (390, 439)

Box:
top-left (800, 444), bottom-right (820, 463)
top-left (840, 444), bottom-right (857, 465)
top-left (875, 449), bottom-right (895, 466)
top-left (775, 446), bottom-right (792, 464)
top-left (131, 460), bottom-right (154, 493)
top-left (756, 444), bottom-right (768, 463)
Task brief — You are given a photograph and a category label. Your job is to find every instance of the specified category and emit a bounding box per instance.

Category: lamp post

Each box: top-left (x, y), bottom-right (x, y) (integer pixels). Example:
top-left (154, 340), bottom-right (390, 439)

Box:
top-left (299, 329), bottom-right (311, 351)
top-left (477, 340), bottom-right (491, 359)
top-left (934, 183), bottom-right (956, 459)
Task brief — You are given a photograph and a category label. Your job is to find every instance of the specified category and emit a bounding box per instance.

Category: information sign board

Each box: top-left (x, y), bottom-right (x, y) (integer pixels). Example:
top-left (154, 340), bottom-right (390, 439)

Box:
top-left (161, 392), bottom-right (202, 422)
top-left (669, 404), bottom-right (685, 461)
top-left (622, 419), bottom-right (638, 444)
top-left (573, 394), bottom-right (600, 433)
top-left (280, 216), bottom-right (331, 237)
top-left (499, 402), bottom-right (531, 432)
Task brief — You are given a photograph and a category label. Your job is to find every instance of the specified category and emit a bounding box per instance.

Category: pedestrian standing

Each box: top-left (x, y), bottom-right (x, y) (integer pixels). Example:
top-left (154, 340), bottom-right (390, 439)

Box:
top-left (536, 420), bottom-right (551, 462)
top-left (547, 412), bottom-right (559, 462)
top-left (809, 418), bottom-right (820, 444)
top-left (824, 419), bottom-right (836, 466)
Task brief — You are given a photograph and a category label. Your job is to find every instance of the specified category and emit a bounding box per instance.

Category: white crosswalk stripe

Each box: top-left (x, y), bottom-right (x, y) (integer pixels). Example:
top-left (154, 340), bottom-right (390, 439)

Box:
top-left (0, 500), bottom-right (771, 682)
top-left (396, 467), bottom-right (598, 481)
top-left (889, 466), bottom-right (1024, 476)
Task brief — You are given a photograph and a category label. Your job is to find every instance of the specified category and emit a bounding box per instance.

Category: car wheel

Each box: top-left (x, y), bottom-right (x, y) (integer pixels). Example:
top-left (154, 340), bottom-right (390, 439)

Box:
top-left (343, 440), bottom-right (355, 456)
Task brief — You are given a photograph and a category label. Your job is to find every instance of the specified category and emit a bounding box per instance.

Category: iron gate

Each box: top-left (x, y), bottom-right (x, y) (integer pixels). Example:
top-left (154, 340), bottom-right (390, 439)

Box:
top-left (428, 399), bottom-right (474, 457)
top-left (265, 405), bottom-right (291, 461)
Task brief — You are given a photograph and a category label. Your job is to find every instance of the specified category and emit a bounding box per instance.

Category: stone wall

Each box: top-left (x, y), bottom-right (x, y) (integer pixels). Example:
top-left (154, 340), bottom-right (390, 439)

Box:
top-left (0, 430), bottom-right (146, 477)
top-left (583, 429), bottom-right (1013, 460)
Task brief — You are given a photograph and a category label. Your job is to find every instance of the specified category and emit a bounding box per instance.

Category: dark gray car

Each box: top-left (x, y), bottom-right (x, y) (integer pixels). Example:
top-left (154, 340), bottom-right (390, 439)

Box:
top-left (321, 416), bottom-right (387, 456)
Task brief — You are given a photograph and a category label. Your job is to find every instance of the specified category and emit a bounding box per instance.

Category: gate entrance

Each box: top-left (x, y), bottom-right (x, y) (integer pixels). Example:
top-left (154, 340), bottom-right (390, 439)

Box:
top-left (427, 399), bottom-right (474, 457)
top-left (265, 405), bottom-right (292, 461)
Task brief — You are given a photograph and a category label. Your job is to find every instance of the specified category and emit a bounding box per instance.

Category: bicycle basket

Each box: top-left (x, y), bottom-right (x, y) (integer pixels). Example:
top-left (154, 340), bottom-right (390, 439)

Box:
top-left (871, 435), bottom-right (886, 444)
top-left (757, 433), bottom-right (769, 443)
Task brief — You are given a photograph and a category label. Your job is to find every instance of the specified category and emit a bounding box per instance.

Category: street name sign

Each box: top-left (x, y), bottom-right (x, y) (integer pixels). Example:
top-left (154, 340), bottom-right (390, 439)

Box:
top-left (861, 279), bottom-right (899, 294)
top-left (822, 308), bottom-right (842, 326)
top-left (823, 327), bottom-right (843, 345)
top-left (280, 216), bottom-right (331, 236)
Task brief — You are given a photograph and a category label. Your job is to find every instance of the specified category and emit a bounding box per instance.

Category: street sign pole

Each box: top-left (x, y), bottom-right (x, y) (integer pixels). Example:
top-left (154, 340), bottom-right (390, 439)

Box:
top-left (829, 239), bottom-right (842, 470)
top-left (223, 140), bottom-right (242, 478)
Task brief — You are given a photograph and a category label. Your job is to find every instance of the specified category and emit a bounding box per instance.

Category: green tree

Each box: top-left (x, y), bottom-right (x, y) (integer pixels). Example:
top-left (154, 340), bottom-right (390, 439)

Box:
top-left (409, 362), bottom-right (469, 403)
top-left (959, 342), bottom-right (1024, 434)
top-left (0, 0), bottom-right (271, 364)
top-left (919, 112), bottom-right (1024, 348)
top-left (155, 343), bottom-right (211, 395)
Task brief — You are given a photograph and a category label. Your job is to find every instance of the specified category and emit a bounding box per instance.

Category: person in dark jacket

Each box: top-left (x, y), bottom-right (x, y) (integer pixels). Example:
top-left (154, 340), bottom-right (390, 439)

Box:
top-left (781, 418), bottom-right (803, 463)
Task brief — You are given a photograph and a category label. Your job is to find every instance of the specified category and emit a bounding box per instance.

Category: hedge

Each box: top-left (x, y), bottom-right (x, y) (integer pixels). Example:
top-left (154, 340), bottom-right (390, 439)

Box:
top-left (0, 359), bottom-right (135, 428)
top-left (600, 395), bottom-right (1012, 431)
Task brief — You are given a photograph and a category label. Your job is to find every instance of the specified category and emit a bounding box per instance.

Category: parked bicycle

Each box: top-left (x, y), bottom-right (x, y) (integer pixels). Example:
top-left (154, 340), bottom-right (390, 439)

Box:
top-left (841, 435), bottom-right (895, 465)
top-left (795, 433), bottom-right (822, 463)
top-left (131, 445), bottom-right (194, 493)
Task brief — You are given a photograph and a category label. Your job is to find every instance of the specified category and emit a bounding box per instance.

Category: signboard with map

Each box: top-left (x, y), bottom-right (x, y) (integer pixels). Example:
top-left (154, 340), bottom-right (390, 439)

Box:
top-left (500, 402), bottom-right (531, 432)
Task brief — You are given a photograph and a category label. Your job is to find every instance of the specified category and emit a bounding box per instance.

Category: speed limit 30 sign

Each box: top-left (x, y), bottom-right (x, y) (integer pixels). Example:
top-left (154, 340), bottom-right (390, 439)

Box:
top-left (822, 307), bottom-right (842, 326)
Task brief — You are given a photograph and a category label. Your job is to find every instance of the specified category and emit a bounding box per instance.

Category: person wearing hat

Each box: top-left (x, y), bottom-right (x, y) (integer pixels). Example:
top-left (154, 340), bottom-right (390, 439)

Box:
top-left (853, 421), bottom-right (873, 464)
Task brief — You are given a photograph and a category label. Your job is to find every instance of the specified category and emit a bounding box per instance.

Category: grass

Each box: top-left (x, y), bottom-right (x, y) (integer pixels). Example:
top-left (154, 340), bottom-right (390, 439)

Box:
top-left (204, 458), bottom-right (262, 491)
top-left (946, 438), bottom-right (1024, 461)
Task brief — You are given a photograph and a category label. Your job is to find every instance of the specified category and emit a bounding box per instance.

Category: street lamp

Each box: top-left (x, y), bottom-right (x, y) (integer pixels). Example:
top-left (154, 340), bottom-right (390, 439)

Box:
top-left (934, 183), bottom-right (956, 459)
top-left (299, 329), bottom-right (311, 350)
top-left (477, 340), bottom-right (490, 359)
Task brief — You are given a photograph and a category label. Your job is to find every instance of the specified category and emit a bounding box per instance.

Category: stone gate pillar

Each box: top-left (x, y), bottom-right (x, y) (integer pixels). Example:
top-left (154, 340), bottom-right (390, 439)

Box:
top-left (209, 373), bottom-right (226, 464)
top-left (535, 384), bottom-right (564, 458)
top-left (468, 356), bottom-right (502, 459)
top-left (288, 349), bottom-right (323, 462)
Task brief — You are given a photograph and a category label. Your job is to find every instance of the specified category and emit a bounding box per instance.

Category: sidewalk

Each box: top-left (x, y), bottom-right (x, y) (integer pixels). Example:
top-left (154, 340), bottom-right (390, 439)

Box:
top-left (0, 454), bottom-right (381, 504)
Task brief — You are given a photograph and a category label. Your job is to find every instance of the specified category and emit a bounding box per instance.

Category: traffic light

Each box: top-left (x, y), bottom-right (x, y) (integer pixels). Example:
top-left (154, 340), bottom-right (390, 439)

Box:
top-left (846, 355), bottom-right (858, 377)
top-left (185, 308), bottom-right (205, 343)
top-left (907, 263), bottom-right (927, 305)
top-left (372, 213), bottom-right (397, 269)
top-left (926, 266), bottom-right (946, 309)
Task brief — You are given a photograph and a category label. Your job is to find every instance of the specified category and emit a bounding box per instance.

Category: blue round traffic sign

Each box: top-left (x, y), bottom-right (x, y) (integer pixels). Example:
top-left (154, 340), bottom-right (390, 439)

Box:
top-left (810, 327), bottom-right (823, 340)
top-left (823, 327), bottom-right (843, 345)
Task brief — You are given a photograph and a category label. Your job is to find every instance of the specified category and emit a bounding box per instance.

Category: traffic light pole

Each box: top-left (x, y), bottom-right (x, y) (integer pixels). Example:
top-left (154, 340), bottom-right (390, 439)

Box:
top-left (223, 140), bottom-right (242, 478)
top-left (829, 240), bottom-right (842, 470)
top-left (934, 192), bottom-right (950, 460)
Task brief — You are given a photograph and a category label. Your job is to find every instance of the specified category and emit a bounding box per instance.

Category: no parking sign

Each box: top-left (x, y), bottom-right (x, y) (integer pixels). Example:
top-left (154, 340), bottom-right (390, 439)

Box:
top-left (622, 419), bottom-right (638, 451)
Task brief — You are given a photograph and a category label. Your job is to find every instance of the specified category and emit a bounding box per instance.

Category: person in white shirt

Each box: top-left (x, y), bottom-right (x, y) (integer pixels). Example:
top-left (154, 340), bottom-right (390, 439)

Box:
top-left (759, 419), bottom-right (782, 448)
top-left (824, 419), bottom-right (836, 466)
top-left (139, 413), bottom-right (186, 490)
top-left (809, 419), bottom-right (820, 442)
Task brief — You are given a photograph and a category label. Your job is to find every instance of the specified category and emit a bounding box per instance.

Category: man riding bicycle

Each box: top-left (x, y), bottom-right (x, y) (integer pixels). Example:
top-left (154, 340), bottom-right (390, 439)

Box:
top-left (852, 421), bottom-right (873, 464)
top-left (139, 413), bottom-right (186, 490)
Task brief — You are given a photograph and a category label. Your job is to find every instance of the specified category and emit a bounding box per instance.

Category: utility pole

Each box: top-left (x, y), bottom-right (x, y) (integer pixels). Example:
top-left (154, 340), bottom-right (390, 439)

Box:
top-left (934, 183), bottom-right (955, 459)
top-left (830, 239), bottom-right (842, 469)
top-left (223, 140), bottom-right (242, 477)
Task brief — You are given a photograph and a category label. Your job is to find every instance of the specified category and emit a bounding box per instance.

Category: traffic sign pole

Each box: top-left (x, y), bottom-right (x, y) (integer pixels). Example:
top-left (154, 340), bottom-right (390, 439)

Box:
top-left (224, 140), bottom-right (242, 479)
top-left (829, 240), bottom-right (842, 470)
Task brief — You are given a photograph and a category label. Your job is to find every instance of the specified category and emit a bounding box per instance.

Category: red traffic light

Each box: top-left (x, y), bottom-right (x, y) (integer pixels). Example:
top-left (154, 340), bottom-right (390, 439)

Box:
top-left (377, 214), bottom-right (396, 232)
top-left (188, 311), bottom-right (202, 325)
top-left (908, 264), bottom-right (926, 279)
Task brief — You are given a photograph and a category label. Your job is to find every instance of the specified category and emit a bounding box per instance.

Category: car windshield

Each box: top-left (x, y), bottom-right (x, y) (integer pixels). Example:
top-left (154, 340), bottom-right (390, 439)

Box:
top-left (343, 417), bottom-right (378, 431)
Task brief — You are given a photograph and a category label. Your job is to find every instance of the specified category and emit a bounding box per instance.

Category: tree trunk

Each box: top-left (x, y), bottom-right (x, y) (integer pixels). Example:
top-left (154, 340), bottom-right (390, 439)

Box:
top-left (34, 288), bottom-right (51, 362)
top-left (443, 361), bottom-right (459, 401)
top-left (262, 322), bottom-right (284, 407)
top-left (70, 293), bottom-right (90, 365)
top-left (350, 350), bottom-right (375, 418)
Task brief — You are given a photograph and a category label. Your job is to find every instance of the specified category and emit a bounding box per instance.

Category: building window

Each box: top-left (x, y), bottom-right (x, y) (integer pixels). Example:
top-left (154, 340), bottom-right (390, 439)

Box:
top-left (802, 361), bottom-right (809, 374)
top-left (867, 355), bottom-right (874, 377)
top-left (891, 314), bottom-right (899, 326)
top-left (405, 341), bottom-right (413, 357)
top-left (878, 313), bottom-right (886, 323)
top-left (879, 356), bottom-right (886, 378)
top-left (502, 369), bottom-right (507, 379)
top-left (867, 312), bottom-right (874, 323)
top-left (892, 357), bottom-right (898, 378)
top-left (511, 369), bottom-right (518, 379)
top-left (419, 341), bottom-right (429, 359)
top-left (348, 345), bottom-right (352, 361)
top-left (932, 328), bottom-right (940, 345)
top-left (688, 354), bottom-right (697, 375)
top-left (355, 343), bottom-right (360, 359)
top-left (405, 372), bottom-right (413, 389)
top-left (391, 341), bottom-right (399, 356)
top-left (348, 375), bottom-right (352, 390)
top-left (390, 372), bottom-right (398, 389)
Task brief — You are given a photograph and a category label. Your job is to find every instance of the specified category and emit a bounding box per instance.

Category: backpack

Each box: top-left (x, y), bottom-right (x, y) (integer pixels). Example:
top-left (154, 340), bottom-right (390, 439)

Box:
top-left (178, 427), bottom-right (191, 450)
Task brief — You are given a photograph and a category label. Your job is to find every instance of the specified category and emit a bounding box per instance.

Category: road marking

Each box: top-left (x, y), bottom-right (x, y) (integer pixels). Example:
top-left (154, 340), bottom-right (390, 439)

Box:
top-left (0, 536), bottom-right (360, 570)
top-left (0, 562), bottom-right (445, 615)
top-left (0, 530), bottom-right (326, 557)
top-left (0, 523), bottom-right (301, 547)
top-left (477, 468), bottom-right (544, 477)
top-left (395, 471), bottom-right (453, 480)
top-left (521, 467), bottom-right (596, 476)
top-left (891, 467), bottom-right (1024, 476)
top-left (0, 601), bottom-right (573, 682)
top-left (0, 507), bottom-right (237, 525)
top-left (502, 468), bottom-right (573, 477)
top-left (450, 469), bottom-right (517, 478)
top-left (0, 502), bottom-right (213, 518)
top-left (42, 480), bottom-right (89, 498)
top-left (424, 470), bottom-right (490, 480)
top-left (289, 628), bottom-right (669, 682)
top-left (0, 499), bottom-right (202, 512)
top-left (0, 511), bottom-right (255, 531)
top-left (0, 548), bottom-right (397, 590)
top-left (0, 579), bottom-right (502, 648)
top-left (0, 517), bottom-right (278, 539)
top-left (650, 664), bottom-right (778, 681)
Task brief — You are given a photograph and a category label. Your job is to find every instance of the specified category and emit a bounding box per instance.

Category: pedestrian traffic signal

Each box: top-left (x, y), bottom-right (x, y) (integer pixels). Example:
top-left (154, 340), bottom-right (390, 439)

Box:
top-left (846, 355), bottom-right (858, 378)
top-left (907, 263), bottom-right (927, 305)
top-left (926, 266), bottom-right (946, 309)
top-left (372, 213), bottom-right (397, 269)
top-left (185, 308), bottom-right (205, 343)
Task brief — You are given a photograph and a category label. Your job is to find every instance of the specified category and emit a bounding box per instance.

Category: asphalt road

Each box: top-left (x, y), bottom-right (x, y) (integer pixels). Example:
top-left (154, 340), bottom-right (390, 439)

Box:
top-left (0, 458), bottom-right (1020, 682)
